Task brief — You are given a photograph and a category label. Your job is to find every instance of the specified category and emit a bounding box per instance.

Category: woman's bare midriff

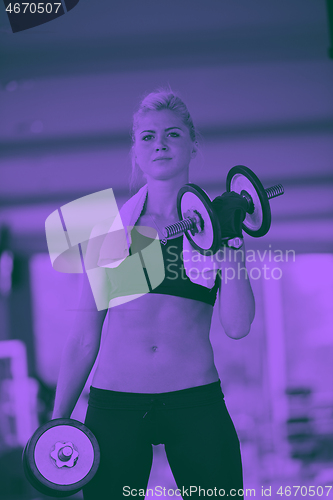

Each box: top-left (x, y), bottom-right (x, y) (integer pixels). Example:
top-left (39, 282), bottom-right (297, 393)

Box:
top-left (92, 293), bottom-right (219, 393)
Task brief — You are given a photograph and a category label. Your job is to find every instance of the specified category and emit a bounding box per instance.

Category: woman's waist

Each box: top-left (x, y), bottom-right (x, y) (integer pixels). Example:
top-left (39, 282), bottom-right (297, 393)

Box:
top-left (99, 326), bottom-right (214, 366)
top-left (93, 344), bottom-right (218, 393)
top-left (88, 379), bottom-right (224, 410)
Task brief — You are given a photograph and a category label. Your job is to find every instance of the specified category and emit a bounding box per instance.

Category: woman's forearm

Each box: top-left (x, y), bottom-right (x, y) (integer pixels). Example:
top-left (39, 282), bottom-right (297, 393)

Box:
top-left (52, 336), bottom-right (100, 419)
top-left (218, 248), bottom-right (255, 339)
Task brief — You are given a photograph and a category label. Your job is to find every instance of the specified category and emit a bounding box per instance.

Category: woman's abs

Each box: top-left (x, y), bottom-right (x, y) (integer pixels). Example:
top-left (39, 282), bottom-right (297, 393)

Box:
top-left (92, 294), bottom-right (219, 393)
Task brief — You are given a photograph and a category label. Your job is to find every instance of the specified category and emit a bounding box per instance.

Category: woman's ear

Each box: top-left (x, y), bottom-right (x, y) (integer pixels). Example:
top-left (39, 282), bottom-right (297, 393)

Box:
top-left (191, 141), bottom-right (198, 159)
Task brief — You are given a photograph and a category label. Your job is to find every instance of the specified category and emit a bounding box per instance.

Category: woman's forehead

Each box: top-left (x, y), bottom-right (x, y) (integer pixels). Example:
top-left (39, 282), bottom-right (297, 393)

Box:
top-left (135, 109), bottom-right (184, 131)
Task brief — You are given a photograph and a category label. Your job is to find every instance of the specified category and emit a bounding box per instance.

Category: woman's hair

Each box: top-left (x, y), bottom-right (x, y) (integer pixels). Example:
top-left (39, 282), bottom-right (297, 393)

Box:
top-left (129, 88), bottom-right (197, 194)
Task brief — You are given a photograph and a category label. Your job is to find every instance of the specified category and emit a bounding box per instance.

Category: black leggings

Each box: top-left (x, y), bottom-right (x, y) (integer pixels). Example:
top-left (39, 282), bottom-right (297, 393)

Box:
top-left (83, 381), bottom-right (243, 499)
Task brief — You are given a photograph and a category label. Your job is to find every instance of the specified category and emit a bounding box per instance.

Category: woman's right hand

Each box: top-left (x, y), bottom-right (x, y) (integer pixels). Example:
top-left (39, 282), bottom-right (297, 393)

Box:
top-left (211, 192), bottom-right (247, 240)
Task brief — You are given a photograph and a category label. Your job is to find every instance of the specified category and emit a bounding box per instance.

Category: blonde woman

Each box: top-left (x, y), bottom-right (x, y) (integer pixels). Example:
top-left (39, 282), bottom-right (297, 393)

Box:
top-left (52, 90), bottom-right (255, 499)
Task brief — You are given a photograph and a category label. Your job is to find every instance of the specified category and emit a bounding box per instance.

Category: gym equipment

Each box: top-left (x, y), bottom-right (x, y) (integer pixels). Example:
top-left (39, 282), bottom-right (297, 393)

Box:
top-left (163, 165), bottom-right (284, 254)
top-left (226, 166), bottom-right (284, 237)
top-left (23, 418), bottom-right (100, 497)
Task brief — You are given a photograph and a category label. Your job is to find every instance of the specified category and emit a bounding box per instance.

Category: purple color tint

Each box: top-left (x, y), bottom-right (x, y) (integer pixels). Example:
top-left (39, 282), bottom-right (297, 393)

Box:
top-left (0, 1), bottom-right (332, 496)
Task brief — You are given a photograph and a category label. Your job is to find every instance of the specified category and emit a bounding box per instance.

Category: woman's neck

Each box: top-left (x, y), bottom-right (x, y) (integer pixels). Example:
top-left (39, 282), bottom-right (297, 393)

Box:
top-left (144, 176), bottom-right (189, 220)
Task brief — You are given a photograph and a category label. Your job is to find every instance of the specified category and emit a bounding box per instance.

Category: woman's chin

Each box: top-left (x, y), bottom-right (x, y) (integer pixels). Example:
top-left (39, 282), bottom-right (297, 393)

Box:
top-left (147, 168), bottom-right (189, 183)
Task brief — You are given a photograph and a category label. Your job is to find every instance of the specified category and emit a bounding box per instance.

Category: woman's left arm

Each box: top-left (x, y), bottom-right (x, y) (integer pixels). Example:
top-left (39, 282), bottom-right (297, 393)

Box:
top-left (218, 245), bottom-right (255, 339)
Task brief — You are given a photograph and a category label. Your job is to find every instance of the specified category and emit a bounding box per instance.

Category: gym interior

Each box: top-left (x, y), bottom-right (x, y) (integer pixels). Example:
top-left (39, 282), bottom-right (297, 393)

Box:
top-left (1, 1), bottom-right (333, 498)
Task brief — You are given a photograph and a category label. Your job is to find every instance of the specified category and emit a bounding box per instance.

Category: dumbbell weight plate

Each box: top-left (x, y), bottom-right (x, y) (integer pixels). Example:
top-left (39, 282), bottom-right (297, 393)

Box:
top-left (23, 418), bottom-right (100, 497)
top-left (177, 184), bottom-right (221, 255)
top-left (226, 165), bottom-right (271, 237)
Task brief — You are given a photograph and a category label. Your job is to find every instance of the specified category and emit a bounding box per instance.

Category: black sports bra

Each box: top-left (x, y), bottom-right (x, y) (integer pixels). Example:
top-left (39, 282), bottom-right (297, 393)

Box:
top-left (129, 227), bottom-right (220, 306)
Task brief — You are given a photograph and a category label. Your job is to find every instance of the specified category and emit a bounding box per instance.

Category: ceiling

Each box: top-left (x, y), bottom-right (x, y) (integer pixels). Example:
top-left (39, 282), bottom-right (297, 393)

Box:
top-left (0, 0), bottom-right (330, 80)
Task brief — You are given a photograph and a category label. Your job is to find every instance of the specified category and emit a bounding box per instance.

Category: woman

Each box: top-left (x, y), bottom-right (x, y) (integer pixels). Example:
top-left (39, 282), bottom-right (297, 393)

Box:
top-left (52, 90), bottom-right (255, 499)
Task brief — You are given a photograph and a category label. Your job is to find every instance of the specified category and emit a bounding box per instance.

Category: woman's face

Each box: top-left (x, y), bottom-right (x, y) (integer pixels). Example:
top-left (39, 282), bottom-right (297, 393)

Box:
top-left (133, 109), bottom-right (197, 182)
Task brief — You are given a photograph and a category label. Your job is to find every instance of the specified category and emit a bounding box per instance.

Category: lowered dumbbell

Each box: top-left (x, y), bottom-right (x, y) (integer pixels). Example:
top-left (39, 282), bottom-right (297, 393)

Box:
top-left (23, 418), bottom-right (100, 497)
top-left (162, 165), bottom-right (284, 255)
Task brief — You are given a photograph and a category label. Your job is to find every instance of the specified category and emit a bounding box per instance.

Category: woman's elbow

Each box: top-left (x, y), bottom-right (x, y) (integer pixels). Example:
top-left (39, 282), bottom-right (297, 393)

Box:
top-left (224, 323), bottom-right (252, 340)
top-left (220, 315), bottom-right (253, 339)
top-left (65, 331), bottom-right (101, 360)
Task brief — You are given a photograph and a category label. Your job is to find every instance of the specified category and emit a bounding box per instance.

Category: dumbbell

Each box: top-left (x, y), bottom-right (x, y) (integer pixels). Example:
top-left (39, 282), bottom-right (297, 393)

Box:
top-left (23, 419), bottom-right (100, 497)
top-left (162, 165), bottom-right (284, 255)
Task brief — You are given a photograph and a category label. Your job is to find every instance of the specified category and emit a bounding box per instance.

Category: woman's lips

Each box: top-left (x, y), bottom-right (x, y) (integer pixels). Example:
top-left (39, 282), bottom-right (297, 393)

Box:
top-left (153, 157), bottom-right (172, 161)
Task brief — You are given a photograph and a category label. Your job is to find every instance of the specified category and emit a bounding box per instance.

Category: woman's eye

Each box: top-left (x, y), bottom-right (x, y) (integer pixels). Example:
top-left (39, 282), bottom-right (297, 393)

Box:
top-left (142, 135), bottom-right (153, 141)
top-left (168, 132), bottom-right (180, 138)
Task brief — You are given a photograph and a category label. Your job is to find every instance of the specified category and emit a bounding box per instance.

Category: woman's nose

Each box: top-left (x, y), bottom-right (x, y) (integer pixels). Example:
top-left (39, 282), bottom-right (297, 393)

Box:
top-left (155, 137), bottom-right (168, 151)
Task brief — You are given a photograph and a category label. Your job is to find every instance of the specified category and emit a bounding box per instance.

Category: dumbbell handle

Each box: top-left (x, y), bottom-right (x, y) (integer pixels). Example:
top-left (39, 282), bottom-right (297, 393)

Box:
top-left (163, 217), bottom-right (195, 239)
top-left (265, 184), bottom-right (284, 199)
top-left (163, 183), bottom-right (284, 240)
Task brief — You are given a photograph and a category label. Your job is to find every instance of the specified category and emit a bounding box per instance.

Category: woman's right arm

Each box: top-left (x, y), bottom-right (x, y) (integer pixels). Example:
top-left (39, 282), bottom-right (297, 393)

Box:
top-left (52, 272), bottom-right (108, 419)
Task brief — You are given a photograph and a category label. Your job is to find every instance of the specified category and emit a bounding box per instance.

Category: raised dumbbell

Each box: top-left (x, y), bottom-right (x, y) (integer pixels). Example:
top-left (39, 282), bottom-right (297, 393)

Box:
top-left (162, 165), bottom-right (284, 255)
top-left (22, 418), bottom-right (100, 497)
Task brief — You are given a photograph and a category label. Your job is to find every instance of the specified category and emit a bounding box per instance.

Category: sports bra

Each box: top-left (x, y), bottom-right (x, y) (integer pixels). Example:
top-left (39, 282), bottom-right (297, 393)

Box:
top-left (129, 227), bottom-right (220, 306)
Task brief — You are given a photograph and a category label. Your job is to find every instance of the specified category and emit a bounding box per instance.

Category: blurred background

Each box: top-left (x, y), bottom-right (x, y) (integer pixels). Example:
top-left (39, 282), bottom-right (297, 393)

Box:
top-left (0, 0), bottom-right (333, 498)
